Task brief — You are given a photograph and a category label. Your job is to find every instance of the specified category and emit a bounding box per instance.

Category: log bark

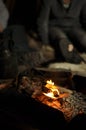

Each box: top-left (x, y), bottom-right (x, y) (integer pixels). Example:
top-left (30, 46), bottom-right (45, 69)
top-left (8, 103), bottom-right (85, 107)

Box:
top-left (48, 62), bottom-right (86, 77)
top-left (35, 52), bottom-right (86, 77)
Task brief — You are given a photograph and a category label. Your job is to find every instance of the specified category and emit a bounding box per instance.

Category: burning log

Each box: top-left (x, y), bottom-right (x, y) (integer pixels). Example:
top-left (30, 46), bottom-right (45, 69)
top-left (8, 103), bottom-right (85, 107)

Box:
top-left (17, 70), bottom-right (86, 122)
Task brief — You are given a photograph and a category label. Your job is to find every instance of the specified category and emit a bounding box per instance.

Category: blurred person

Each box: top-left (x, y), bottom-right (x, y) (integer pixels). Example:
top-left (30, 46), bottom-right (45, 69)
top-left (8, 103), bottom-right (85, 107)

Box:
top-left (0, 0), bottom-right (9, 32)
top-left (37, 0), bottom-right (86, 64)
top-left (0, 0), bottom-right (55, 74)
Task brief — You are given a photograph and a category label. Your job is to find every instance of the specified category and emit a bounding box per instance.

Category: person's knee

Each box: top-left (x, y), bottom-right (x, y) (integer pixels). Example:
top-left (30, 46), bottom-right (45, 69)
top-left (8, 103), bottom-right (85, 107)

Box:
top-left (81, 35), bottom-right (86, 48)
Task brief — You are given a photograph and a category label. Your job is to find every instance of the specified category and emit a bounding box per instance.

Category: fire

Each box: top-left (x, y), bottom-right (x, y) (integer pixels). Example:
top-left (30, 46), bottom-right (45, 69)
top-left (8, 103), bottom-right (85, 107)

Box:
top-left (31, 79), bottom-right (72, 121)
top-left (43, 80), bottom-right (60, 99)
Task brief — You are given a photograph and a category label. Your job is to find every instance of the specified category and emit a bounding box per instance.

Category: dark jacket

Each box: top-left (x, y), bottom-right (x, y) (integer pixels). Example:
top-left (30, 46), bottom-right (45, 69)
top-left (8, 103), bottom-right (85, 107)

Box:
top-left (37, 0), bottom-right (86, 44)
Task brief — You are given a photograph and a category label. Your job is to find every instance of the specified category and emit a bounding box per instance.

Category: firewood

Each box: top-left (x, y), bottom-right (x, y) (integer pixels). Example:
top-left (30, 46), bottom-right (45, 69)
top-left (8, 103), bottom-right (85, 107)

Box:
top-left (48, 62), bottom-right (86, 77)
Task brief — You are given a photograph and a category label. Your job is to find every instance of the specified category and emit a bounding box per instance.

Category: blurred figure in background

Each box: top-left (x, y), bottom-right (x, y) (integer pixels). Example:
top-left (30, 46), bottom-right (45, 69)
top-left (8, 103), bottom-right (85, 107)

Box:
top-left (0, 0), bottom-right (9, 32)
top-left (0, 0), bottom-right (55, 74)
top-left (37, 0), bottom-right (86, 64)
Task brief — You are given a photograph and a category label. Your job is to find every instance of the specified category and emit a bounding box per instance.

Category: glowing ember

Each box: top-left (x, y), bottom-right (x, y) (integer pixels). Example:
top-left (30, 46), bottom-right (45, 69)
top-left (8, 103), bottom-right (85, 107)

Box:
top-left (43, 80), bottom-right (60, 99)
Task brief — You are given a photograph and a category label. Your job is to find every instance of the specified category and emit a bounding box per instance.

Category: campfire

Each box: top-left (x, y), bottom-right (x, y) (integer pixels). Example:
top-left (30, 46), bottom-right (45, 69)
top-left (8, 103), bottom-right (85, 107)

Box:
top-left (18, 69), bottom-right (86, 122)
top-left (43, 80), bottom-right (60, 99)
top-left (31, 79), bottom-right (74, 121)
top-left (42, 79), bottom-right (71, 99)
top-left (35, 79), bottom-right (71, 110)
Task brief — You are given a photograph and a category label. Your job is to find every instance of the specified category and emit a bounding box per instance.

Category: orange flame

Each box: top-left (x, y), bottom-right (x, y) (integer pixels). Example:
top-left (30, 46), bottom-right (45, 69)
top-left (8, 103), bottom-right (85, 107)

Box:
top-left (43, 80), bottom-right (60, 99)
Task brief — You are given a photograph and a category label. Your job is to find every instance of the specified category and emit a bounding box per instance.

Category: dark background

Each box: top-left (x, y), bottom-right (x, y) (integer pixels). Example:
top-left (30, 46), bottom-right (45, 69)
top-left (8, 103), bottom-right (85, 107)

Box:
top-left (7, 0), bottom-right (41, 31)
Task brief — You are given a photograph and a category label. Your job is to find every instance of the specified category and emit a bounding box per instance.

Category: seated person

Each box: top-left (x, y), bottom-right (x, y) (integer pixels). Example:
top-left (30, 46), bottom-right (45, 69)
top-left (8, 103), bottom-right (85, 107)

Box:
top-left (36, 0), bottom-right (86, 64)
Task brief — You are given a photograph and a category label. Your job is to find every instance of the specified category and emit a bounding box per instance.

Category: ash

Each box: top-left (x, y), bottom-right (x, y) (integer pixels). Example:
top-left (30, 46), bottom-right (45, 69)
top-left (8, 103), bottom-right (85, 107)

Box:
top-left (60, 90), bottom-right (86, 121)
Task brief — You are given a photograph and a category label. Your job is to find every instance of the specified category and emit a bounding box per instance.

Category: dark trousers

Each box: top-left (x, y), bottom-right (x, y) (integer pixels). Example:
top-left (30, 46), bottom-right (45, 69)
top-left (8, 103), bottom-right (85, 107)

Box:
top-left (49, 26), bottom-right (86, 63)
top-left (49, 26), bottom-right (86, 49)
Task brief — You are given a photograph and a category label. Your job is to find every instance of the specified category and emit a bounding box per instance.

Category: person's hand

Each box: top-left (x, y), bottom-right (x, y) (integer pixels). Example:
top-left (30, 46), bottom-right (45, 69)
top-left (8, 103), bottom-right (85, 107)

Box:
top-left (0, 23), bottom-right (4, 32)
top-left (68, 44), bottom-right (74, 52)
